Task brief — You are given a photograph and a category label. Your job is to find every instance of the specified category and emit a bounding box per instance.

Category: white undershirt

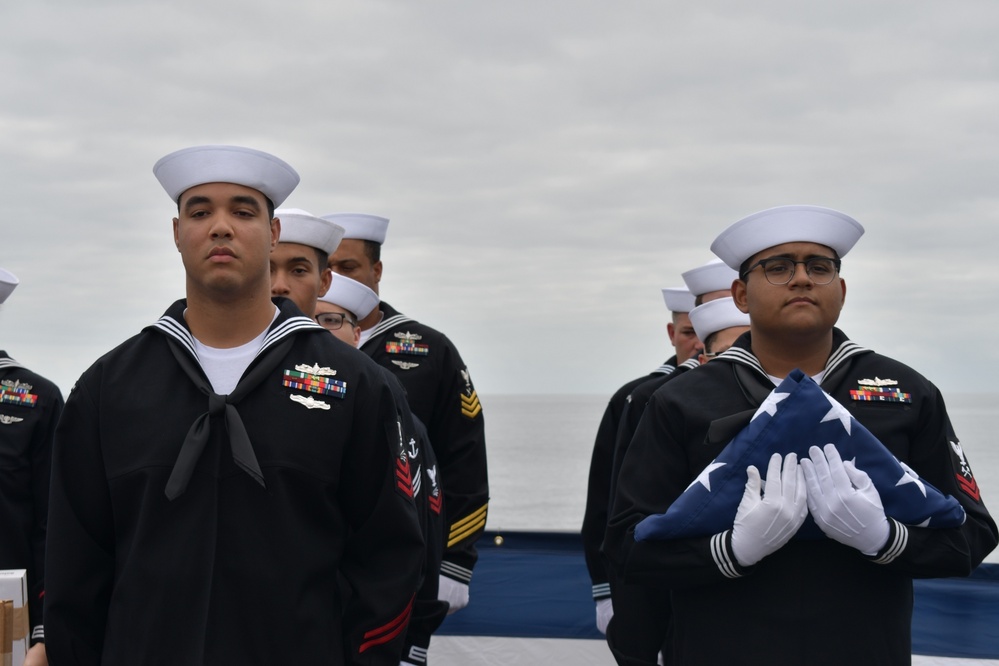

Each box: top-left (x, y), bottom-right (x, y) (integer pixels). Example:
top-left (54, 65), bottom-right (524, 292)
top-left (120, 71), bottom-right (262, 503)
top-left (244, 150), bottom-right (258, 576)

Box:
top-left (767, 369), bottom-right (826, 386)
top-left (191, 307), bottom-right (279, 394)
top-left (358, 311), bottom-right (384, 348)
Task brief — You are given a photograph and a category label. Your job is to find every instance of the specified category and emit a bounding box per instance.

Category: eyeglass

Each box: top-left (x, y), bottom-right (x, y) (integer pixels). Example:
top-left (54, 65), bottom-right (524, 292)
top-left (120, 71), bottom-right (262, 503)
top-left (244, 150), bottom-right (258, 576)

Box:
top-left (315, 312), bottom-right (357, 331)
top-left (741, 256), bottom-right (841, 286)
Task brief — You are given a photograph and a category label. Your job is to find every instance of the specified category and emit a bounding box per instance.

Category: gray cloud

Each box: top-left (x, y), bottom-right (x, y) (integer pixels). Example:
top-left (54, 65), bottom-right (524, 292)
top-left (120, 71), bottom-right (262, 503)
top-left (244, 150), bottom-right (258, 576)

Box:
top-left (1, 1), bottom-right (997, 395)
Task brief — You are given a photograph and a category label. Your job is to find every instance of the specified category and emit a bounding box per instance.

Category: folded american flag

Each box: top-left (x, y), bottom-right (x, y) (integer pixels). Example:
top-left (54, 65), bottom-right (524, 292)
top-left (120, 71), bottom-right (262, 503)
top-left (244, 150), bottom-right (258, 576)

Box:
top-left (635, 370), bottom-right (965, 542)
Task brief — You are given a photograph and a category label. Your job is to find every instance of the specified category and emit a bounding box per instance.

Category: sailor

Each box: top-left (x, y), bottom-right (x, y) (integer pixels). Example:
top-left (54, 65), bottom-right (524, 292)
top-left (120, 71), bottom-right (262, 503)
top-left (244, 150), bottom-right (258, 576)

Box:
top-left (581, 286), bottom-right (697, 637)
top-left (0, 268), bottom-right (63, 666)
top-left (323, 212), bottom-right (488, 617)
top-left (269, 208), bottom-right (343, 318)
top-left (317, 274), bottom-right (448, 666)
top-left (604, 296), bottom-right (746, 666)
top-left (607, 205), bottom-right (998, 665)
top-left (45, 146), bottom-right (424, 665)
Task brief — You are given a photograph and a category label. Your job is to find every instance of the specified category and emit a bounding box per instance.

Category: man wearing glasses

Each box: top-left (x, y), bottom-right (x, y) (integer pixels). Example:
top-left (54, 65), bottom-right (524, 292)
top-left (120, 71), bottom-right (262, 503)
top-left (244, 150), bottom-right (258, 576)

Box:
top-left (607, 205), bottom-right (997, 665)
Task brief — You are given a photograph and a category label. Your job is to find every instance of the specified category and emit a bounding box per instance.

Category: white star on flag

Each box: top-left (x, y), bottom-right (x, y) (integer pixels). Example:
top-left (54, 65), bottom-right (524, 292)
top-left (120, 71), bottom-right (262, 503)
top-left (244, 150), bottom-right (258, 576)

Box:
top-left (896, 460), bottom-right (928, 497)
top-left (753, 391), bottom-right (789, 420)
top-left (820, 391), bottom-right (853, 435)
top-left (689, 461), bottom-right (726, 492)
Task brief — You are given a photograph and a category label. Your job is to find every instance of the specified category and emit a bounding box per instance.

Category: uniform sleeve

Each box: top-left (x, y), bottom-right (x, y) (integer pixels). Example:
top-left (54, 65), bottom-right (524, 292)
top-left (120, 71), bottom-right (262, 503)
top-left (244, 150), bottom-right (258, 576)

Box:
top-left (428, 339), bottom-right (488, 584)
top-left (862, 386), bottom-right (998, 576)
top-left (44, 377), bottom-right (115, 665)
top-left (339, 371), bottom-right (426, 666)
top-left (28, 380), bottom-right (62, 643)
top-left (606, 392), bottom-right (740, 590)
top-left (580, 398), bottom-right (622, 600)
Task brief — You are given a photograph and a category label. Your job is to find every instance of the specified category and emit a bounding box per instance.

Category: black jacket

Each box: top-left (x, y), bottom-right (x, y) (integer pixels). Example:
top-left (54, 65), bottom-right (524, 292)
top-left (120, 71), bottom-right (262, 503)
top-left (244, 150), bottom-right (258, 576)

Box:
top-left (608, 329), bottom-right (998, 665)
top-left (45, 299), bottom-right (425, 665)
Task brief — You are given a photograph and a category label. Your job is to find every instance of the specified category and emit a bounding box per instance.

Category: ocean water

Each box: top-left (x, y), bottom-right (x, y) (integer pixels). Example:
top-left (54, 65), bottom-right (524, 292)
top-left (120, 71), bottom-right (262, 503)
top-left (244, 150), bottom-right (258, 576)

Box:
top-left (481, 392), bottom-right (999, 564)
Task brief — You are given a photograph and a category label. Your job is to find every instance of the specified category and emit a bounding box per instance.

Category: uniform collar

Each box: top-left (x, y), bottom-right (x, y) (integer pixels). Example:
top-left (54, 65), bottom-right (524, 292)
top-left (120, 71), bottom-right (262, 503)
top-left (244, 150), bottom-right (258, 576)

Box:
top-left (0, 351), bottom-right (24, 371)
top-left (147, 297), bottom-right (323, 363)
top-left (715, 327), bottom-right (870, 387)
top-left (653, 355), bottom-right (678, 375)
top-left (361, 300), bottom-right (415, 346)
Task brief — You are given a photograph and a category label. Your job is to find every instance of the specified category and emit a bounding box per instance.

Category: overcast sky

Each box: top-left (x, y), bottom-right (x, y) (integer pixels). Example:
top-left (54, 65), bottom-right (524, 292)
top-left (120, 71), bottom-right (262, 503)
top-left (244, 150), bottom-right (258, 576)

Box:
top-left (2, 1), bottom-right (998, 397)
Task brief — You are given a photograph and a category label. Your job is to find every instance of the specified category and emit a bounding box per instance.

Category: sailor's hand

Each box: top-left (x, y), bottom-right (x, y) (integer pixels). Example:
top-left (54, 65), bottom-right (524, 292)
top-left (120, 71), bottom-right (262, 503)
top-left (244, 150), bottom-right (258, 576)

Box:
top-left (438, 575), bottom-right (470, 615)
top-left (23, 643), bottom-right (47, 666)
top-left (730, 452), bottom-right (808, 567)
top-left (595, 597), bottom-right (613, 634)
top-left (801, 444), bottom-right (890, 556)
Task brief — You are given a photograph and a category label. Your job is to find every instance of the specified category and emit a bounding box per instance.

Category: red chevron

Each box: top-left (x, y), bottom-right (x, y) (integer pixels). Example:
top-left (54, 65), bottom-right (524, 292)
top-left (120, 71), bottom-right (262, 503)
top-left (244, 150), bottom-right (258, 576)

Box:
top-left (359, 596), bottom-right (414, 653)
top-left (396, 459), bottom-right (413, 497)
top-left (428, 493), bottom-right (442, 514)
top-left (957, 474), bottom-right (981, 502)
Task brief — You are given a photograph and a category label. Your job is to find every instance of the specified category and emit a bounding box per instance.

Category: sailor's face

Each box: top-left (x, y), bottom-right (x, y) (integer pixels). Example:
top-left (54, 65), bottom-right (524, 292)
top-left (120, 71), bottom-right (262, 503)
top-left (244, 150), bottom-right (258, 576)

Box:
top-left (328, 239), bottom-right (381, 293)
top-left (314, 300), bottom-right (361, 347)
top-left (698, 325), bottom-right (749, 364)
top-left (669, 312), bottom-right (701, 364)
top-left (173, 182), bottom-right (279, 300)
top-left (734, 241), bottom-right (846, 340)
top-left (270, 241), bottom-right (332, 318)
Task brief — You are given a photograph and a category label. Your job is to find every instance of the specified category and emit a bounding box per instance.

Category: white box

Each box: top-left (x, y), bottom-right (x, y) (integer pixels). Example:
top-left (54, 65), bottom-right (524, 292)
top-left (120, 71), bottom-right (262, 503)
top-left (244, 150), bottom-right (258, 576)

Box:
top-left (0, 570), bottom-right (27, 666)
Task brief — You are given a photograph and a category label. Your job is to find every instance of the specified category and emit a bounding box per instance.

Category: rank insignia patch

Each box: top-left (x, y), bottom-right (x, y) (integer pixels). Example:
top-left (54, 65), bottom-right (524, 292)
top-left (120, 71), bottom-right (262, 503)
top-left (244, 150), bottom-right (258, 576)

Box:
top-left (951, 440), bottom-right (982, 502)
top-left (427, 465), bottom-right (442, 515)
top-left (850, 378), bottom-right (911, 403)
top-left (283, 369), bottom-right (347, 399)
top-left (459, 368), bottom-right (481, 418)
top-left (396, 453), bottom-right (414, 498)
top-left (461, 390), bottom-right (482, 419)
top-left (0, 381), bottom-right (37, 408)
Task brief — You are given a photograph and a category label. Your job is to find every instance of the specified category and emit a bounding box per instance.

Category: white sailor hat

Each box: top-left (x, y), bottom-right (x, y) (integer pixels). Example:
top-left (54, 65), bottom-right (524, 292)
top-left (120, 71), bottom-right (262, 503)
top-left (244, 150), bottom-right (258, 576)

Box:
top-left (320, 213), bottom-right (390, 244)
top-left (661, 287), bottom-right (695, 313)
top-left (274, 208), bottom-right (346, 256)
top-left (688, 297), bottom-right (750, 342)
top-left (682, 259), bottom-right (738, 298)
top-left (153, 145), bottom-right (300, 207)
top-left (319, 273), bottom-right (380, 320)
top-left (0, 268), bottom-right (19, 304)
top-left (710, 205), bottom-right (865, 271)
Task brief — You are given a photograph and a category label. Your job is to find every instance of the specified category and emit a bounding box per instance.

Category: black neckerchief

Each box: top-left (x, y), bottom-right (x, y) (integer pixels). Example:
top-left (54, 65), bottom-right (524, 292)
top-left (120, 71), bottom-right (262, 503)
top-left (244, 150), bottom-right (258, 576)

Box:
top-left (146, 298), bottom-right (324, 500)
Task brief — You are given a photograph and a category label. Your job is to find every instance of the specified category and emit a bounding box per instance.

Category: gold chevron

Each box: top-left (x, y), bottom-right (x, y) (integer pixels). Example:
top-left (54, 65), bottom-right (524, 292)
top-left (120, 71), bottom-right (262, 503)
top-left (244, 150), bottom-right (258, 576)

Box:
top-left (448, 503), bottom-right (488, 547)
top-left (460, 391), bottom-right (482, 418)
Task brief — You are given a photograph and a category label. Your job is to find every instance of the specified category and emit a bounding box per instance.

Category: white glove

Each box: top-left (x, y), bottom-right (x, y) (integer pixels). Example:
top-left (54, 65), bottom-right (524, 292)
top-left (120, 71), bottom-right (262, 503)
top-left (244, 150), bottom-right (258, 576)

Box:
top-left (438, 575), bottom-right (470, 615)
top-left (801, 443), bottom-right (890, 556)
top-left (730, 452), bottom-right (808, 567)
top-left (595, 598), bottom-right (613, 634)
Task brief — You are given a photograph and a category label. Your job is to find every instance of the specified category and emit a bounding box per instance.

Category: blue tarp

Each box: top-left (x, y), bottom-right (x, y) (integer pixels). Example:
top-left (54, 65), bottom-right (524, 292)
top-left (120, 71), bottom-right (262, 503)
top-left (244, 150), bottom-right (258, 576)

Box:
top-left (439, 531), bottom-right (999, 658)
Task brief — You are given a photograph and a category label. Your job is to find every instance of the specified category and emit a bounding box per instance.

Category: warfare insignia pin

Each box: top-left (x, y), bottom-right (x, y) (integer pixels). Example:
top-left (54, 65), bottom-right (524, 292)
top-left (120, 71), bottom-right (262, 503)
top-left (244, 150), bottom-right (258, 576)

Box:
top-left (295, 363), bottom-right (337, 376)
top-left (0, 414), bottom-right (24, 424)
top-left (290, 394), bottom-right (330, 410)
top-left (1, 379), bottom-right (33, 391)
top-left (283, 369), bottom-right (347, 399)
top-left (856, 377), bottom-right (898, 387)
top-left (391, 360), bottom-right (420, 370)
top-left (395, 331), bottom-right (423, 342)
